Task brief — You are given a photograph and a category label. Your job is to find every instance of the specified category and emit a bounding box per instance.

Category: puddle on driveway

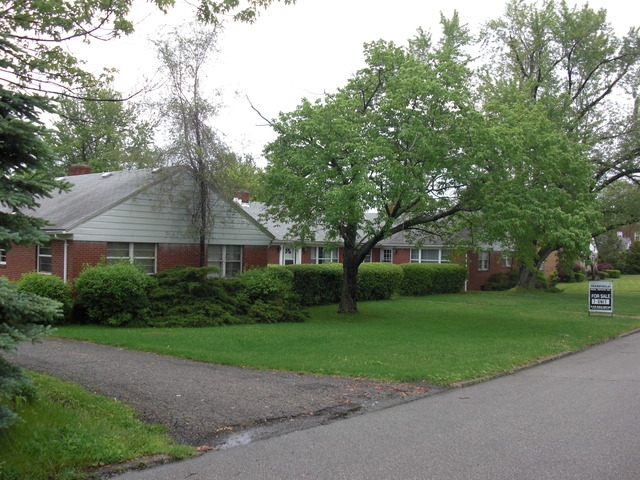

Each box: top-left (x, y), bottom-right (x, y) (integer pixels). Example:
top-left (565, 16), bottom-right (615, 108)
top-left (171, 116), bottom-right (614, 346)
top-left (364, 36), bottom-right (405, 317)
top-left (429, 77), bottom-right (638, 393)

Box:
top-left (219, 432), bottom-right (253, 449)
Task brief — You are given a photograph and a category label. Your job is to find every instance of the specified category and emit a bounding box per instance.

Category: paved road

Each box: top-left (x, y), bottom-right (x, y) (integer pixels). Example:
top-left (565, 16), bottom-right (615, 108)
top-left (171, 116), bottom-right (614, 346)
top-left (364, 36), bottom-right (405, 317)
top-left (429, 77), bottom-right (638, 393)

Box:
top-left (114, 332), bottom-right (640, 480)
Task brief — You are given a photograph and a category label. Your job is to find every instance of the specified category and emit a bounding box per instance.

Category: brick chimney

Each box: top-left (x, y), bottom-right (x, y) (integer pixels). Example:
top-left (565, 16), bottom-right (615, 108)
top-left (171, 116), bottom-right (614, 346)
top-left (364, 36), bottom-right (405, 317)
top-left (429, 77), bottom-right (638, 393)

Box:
top-left (68, 164), bottom-right (91, 176)
top-left (236, 190), bottom-right (250, 204)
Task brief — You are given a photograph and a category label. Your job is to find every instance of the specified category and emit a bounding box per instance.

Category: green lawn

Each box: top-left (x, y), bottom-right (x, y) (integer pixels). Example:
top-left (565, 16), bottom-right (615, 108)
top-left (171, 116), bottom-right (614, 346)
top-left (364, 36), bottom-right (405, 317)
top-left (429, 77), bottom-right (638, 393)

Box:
top-left (55, 276), bottom-right (640, 385)
top-left (0, 373), bottom-right (194, 480)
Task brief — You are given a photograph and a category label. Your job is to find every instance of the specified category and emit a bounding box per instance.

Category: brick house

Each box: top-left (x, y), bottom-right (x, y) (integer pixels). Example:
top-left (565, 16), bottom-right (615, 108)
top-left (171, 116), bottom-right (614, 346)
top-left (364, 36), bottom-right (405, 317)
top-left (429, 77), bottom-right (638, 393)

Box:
top-left (1, 167), bottom-right (521, 290)
top-left (0, 167), bottom-right (274, 282)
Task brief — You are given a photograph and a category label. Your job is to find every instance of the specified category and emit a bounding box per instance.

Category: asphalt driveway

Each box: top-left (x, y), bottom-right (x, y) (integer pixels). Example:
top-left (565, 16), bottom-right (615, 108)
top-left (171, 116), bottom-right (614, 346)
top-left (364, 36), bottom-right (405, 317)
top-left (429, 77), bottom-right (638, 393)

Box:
top-left (12, 338), bottom-right (437, 448)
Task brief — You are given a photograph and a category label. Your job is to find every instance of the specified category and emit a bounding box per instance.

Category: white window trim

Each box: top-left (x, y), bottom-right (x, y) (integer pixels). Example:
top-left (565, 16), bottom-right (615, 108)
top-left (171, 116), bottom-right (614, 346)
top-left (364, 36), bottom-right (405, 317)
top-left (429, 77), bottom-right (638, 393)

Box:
top-left (501, 254), bottom-right (512, 268)
top-left (311, 247), bottom-right (339, 264)
top-left (106, 242), bottom-right (157, 274)
top-left (208, 245), bottom-right (243, 277)
top-left (0, 249), bottom-right (6, 265)
top-left (381, 248), bottom-right (393, 263)
top-left (37, 244), bottom-right (52, 274)
top-left (478, 251), bottom-right (490, 271)
top-left (410, 248), bottom-right (450, 264)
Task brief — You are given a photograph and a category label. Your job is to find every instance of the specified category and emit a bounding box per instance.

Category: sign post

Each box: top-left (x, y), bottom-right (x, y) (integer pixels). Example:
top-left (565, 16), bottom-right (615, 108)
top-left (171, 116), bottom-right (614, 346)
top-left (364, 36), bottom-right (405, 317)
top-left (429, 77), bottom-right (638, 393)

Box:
top-left (588, 281), bottom-right (613, 315)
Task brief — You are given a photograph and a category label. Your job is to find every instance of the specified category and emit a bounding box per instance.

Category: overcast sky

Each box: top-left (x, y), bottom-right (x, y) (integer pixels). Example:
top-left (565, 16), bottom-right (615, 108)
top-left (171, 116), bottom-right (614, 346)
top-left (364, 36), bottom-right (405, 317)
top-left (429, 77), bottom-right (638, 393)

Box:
top-left (71, 0), bottom-right (640, 166)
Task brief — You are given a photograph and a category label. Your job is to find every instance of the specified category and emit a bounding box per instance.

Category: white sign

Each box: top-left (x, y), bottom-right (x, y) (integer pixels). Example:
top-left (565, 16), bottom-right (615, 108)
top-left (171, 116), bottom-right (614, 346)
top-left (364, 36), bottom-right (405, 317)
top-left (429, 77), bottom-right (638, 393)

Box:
top-left (588, 281), bottom-right (613, 314)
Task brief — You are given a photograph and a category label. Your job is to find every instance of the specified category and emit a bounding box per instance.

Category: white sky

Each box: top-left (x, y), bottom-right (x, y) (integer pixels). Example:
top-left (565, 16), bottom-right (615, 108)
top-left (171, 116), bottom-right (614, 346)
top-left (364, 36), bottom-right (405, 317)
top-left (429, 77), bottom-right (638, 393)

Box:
top-left (70, 0), bottom-right (640, 166)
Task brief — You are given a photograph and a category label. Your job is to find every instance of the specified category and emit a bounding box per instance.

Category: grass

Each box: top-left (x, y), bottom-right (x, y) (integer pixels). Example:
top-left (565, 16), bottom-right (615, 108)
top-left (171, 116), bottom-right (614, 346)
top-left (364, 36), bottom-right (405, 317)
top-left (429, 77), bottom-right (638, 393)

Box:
top-left (5, 276), bottom-right (639, 478)
top-left (0, 373), bottom-right (194, 480)
top-left (54, 276), bottom-right (640, 386)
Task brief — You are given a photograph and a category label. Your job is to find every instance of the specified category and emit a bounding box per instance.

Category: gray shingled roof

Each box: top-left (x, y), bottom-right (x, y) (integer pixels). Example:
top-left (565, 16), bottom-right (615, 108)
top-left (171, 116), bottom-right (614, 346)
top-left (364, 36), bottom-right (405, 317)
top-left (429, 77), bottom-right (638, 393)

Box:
top-left (29, 169), bottom-right (166, 232)
top-left (242, 202), bottom-right (450, 247)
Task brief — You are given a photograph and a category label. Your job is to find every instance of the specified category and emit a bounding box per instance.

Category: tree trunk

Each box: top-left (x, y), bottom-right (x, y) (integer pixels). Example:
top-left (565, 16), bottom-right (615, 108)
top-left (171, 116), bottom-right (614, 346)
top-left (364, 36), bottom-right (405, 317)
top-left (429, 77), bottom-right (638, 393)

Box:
top-left (198, 178), bottom-right (208, 267)
top-left (338, 254), bottom-right (359, 314)
top-left (515, 245), bottom-right (556, 289)
top-left (516, 264), bottom-right (538, 289)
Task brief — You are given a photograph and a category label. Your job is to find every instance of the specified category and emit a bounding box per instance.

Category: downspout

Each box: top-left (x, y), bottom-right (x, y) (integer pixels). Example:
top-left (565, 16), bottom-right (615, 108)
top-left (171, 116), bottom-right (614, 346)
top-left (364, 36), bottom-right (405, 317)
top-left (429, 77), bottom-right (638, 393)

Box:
top-left (63, 239), bottom-right (68, 283)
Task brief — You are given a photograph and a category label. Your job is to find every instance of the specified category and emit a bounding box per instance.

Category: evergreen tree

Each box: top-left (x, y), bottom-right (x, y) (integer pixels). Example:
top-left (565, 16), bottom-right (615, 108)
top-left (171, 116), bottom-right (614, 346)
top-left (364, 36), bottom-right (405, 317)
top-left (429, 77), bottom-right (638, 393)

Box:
top-left (0, 89), bottom-right (65, 428)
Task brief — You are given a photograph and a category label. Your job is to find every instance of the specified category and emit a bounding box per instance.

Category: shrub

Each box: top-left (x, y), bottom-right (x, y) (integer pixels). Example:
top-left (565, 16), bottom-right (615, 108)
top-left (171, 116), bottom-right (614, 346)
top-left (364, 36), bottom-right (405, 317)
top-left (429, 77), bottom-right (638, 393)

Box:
top-left (143, 266), bottom-right (241, 327)
top-left (602, 269), bottom-right (621, 279)
top-left (398, 263), bottom-right (467, 296)
top-left (486, 271), bottom-right (518, 291)
top-left (285, 264), bottom-right (343, 306)
top-left (17, 273), bottom-right (73, 323)
top-left (237, 266), bottom-right (294, 302)
top-left (238, 267), bottom-right (305, 323)
top-left (142, 266), bottom-right (305, 327)
top-left (74, 262), bottom-right (154, 326)
top-left (357, 263), bottom-right (403, 301)
top-left (574, 272), bottom-right (587, 282)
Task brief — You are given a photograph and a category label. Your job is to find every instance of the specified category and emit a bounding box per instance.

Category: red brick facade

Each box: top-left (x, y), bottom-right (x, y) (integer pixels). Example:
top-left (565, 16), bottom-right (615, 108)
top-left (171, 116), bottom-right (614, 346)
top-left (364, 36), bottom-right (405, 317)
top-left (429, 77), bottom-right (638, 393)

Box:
top-left (1, 245), bottom-right (37, 281)
top-left (1, 240), bottom-right (271, 282)
top-left (242, 246), bottom-right (269, 271)
top-left (466, 251), bottom-right (513, 291)
top-left (1, 238), bottom-right (558, 292)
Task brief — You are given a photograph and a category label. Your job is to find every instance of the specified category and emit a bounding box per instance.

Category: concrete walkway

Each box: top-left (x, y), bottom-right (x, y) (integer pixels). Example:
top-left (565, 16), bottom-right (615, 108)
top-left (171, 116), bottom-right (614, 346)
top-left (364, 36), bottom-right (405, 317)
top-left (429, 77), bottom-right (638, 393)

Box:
top-left (114, 332), bottom-right (640, 480)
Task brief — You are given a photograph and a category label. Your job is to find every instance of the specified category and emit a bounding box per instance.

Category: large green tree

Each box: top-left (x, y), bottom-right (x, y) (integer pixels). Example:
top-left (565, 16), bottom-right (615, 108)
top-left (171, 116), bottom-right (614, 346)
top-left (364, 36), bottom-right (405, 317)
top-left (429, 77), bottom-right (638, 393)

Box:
top-left (477, 90), bottom-right (597, 287)
top-left (263, 16), bottom-right (485, 313)
top-left (49, 80), bottom-right (158, 173)
top-left (480, 0), bottom-right (640, 285)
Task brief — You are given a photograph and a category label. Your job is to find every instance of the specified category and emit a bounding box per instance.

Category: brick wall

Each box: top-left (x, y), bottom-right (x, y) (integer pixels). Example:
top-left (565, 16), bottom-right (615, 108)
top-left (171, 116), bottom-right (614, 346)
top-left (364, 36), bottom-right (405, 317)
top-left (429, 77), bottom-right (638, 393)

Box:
top-left (392, 248), bottom-right (411, 264)
top-left (67, 241), bottom-right (107, 280)
top-left (157, 244), bottom-right (201, 270)
top-left (466, 251), bottom-right (513, 291)
top-left (1, 245), bottom-right (36, 281)
top-left (267, 245), bottom-right (280, 264)
top-left (243, 246), bottom-right (269, 271)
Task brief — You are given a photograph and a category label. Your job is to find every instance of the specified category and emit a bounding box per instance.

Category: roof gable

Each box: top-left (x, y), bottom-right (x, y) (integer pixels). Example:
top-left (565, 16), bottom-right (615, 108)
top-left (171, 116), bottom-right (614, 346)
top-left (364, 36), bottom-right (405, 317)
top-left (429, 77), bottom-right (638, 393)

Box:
top-left (34, 169), bottom-right (163, 232)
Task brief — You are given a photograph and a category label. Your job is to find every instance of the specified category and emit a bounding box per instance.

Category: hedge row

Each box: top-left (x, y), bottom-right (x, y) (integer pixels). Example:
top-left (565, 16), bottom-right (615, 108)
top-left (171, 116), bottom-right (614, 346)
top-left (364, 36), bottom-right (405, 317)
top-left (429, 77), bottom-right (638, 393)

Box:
top-left (397, 263), bottom-right (468, 296)
top-left (283, 262), bottom-right (467, 306)
top-left (15, 261), bottom-right (468, 327)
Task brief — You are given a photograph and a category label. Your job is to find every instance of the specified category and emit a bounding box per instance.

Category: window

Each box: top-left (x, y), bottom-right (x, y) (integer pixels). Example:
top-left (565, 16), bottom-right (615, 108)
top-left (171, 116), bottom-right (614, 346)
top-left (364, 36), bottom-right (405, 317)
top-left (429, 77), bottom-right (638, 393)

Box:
top-left (107, 242), bottom-right (156, 274)
top-left (311, 247), bottom-right (339, 264)
top-left (208, 245), bottom-right (242, 277)
top-left (501, 254), bottom-right (512, 268)
top-left (478, 251), bottom-right (489, 271)
top-left (410, 248), bottom-right (450, 263)
top-left (0, 249), bottom-right (6, 264)
top-left (382, 248), bottom-right (393, 263)
top-left (37, 244), bottom-right (52, 274)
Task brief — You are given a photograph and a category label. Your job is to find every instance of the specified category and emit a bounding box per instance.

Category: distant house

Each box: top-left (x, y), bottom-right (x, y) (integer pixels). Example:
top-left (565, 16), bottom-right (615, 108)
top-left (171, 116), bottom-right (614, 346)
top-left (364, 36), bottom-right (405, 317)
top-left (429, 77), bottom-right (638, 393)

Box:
top-left (1, 167), bottom-right (518, 290)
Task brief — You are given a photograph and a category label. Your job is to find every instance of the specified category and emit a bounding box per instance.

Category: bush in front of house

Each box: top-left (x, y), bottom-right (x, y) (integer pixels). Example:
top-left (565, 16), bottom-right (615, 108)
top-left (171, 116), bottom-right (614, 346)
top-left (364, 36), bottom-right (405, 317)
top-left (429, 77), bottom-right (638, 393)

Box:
top-left (236, 267), bottom-right (305, 323)
top-left (17, 272), bottom-right (73, 323)
top-left (74, 261), bottom-right (155, 326)
top-left (141, 266), bottom-right (242, 327)
top-left (486, 271), bottom-right (518, 291)
top-left (284, 263), bottom-right (343, 306)
top-left (141, 266), bottom-right (305, 327)
top-left (601, 269), bottom-right (621, 278)
top-left (398, 263), bottom-right (467, 296)
top-left (357, 263), bottom-right (403, 301)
